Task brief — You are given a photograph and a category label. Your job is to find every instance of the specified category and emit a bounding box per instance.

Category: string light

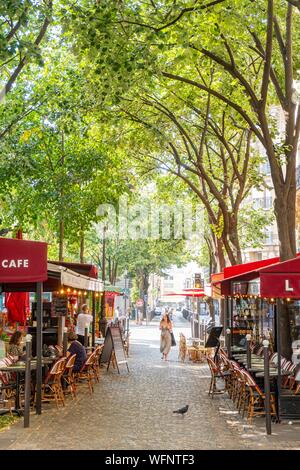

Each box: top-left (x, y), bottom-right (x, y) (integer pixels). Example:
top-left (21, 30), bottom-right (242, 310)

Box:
top-left (84, 291), bottom-right (87, 296)
top-left (60, 289), bottom-right (64, 294)
top-left (67, 288), bottom-right (71, 293)
top-left (73, 290), bottom-right (77, 294)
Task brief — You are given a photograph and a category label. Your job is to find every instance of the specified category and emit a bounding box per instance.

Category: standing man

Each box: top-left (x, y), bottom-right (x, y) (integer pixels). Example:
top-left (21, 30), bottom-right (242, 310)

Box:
top-left (76, 304), bottom-right (93, 345)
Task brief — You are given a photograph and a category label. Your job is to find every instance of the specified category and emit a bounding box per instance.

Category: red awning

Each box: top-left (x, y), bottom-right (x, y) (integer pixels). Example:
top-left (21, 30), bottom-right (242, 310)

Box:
top-left (0, 238), bottom-right (48, 283)
top-left (217, 257), bottom-right (280, 296)
top-left (223, 256), bottom-right (280, 280)
top-left (260, 256), bottom-right (300, 298)
top-left (49, 261), bottom-right (98, 279)
top-left (219, 254), bottom-right (300, 297)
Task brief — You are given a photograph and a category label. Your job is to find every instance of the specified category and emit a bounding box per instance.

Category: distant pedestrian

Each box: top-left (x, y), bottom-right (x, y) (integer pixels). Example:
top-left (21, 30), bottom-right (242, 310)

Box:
top-left (115, 306), bottom-right (120, 320)
top-left (76, 304), bottom-right (93, 345)
top-left (160, 312), bottom-right (173, 361)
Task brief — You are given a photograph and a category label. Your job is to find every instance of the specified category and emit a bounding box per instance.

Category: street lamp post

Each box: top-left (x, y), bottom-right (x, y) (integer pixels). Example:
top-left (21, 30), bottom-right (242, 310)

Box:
top-left (99, 226), bottom-right (107, 337)
top-left (226, 328), bottom-right (231, 358)
top-left (263, 339), bottom-right (272, 435)
top-left (246, 333), bottom-right (252, 370)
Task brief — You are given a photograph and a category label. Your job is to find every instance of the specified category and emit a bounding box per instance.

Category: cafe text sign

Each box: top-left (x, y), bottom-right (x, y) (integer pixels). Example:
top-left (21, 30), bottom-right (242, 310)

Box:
top-left (0, 238), bottom-right (47, 283)
top-left (260, 273), bottom-right (300, 299)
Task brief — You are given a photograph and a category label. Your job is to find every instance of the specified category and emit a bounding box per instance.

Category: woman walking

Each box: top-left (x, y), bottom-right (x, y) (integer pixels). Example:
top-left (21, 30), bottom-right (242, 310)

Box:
top-left (160, 312), bottom-right (173, 361)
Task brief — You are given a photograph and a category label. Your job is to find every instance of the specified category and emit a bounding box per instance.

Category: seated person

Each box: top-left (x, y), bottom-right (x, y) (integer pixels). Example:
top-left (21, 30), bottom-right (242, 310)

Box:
top-left (67, 332), bottom-right (87, 372)
top-left (7, 331), bottom-right (25, 359)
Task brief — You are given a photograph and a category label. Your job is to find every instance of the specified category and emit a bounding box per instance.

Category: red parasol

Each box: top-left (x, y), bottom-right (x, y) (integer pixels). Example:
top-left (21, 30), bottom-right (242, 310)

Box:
top-left (165, 291), bottom-right (205, 298)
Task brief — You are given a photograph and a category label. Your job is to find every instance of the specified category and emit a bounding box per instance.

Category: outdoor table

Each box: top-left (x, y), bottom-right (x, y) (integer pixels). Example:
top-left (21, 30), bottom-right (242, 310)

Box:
top-left (248, 367), bottom-right (278, 373)
top-left (0, 358), bottom-right (56, 415)
top-left (255, 370), bottom-right (292, 378)
top-left (0, 363), bottom-right (37, 415)
top-left (188, 338), bottom-right (204, 345)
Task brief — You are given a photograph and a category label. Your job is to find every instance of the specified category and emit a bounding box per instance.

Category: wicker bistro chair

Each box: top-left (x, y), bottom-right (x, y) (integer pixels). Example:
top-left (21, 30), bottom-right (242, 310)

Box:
top-left (206, 357), bottom-right (226, 398)
top-left (62, 354), bottom-right (77, 399)
top-left (286, 365), bottom-right (300, 393)
top-left (0, 359), bottom-right (17, 413)
top-left (55, 345), bottom-right (63, 357)
top-left (217, 350), bottom-right (232, 393)
top-left (92, 345), bottom-right (104, 382)
top-left (39, 357), bottom-right (67, 408)
top-left (75, 351), bottom-right (97, 395)
top-left (242, 369), bottom-right (277, 422)
top-left (237, 369), bottom-right (252, 417)
top-left (231, 361), bottom-right (244, 404)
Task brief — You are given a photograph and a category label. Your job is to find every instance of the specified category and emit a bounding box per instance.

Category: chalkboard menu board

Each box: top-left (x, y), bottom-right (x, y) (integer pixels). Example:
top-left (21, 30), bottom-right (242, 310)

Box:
top-left (51, 295), bottom-right (68, 317)
top-left (100, 326), bottom-right (129, 374)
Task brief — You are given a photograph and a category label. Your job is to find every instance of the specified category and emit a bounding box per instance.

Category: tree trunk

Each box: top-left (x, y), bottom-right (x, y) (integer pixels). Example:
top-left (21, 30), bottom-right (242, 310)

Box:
top-left (59, 219), bottom-right (64, 262)
top-left (80, 234), bottom-right (84, 263)
top-left (206, 297), bottom-right (215, 323)
top-left (137, 269), bottom-right (149, 319)
top-left (274, 193), bottom-right (297, 261)
top-left (228, 215), bottom-right (243, 264)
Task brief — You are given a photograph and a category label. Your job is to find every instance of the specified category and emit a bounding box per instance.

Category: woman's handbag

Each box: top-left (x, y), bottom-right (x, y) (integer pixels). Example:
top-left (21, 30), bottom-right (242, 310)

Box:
top-left (170, 332), bottom-right (176, 347)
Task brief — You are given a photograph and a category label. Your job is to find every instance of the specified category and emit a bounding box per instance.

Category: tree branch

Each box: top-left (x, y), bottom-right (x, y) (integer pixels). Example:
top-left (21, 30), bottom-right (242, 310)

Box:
top-left (161, 71), bottom-right (264, 143)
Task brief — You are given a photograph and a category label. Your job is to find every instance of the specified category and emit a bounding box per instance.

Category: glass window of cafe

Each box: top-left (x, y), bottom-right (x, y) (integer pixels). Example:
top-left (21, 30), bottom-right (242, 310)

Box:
top-left (286, 300), bottom-right (300, 364)
top-left (231, 280), bottom-right (275, 350)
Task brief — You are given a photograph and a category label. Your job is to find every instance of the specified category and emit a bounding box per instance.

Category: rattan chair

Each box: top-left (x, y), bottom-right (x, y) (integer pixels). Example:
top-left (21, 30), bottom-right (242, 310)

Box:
top-left (242, 369), bottom-right (276, 422)
top-left (62, 354), bottom-right (77, 399)
top-left (75, 352), bottom-right (96, 395)
top-left (40, 357), bottom-right (67, 408)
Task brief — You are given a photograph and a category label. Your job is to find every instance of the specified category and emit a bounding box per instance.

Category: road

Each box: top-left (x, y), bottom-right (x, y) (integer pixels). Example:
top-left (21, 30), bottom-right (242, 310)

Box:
top-left (1, 313), bottom-right (300, 450)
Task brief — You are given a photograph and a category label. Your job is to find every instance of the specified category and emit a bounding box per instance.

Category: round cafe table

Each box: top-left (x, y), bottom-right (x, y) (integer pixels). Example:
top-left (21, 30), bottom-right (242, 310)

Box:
top-left (0, 357), bottom-right (56, 415)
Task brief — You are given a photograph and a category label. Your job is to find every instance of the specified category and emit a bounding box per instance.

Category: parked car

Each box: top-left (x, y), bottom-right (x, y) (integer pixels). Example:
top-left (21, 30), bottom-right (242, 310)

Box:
top-left (154, 306), bottom-right (162, 316)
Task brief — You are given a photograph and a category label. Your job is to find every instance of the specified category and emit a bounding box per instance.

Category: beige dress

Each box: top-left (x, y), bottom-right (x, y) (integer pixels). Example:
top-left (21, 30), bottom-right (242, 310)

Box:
top-left (160, 326), bottom-right (172, 355)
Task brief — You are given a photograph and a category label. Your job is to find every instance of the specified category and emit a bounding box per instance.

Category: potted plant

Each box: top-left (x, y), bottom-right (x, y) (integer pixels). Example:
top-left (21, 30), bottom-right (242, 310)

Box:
top-left (0, 331), bottom-right (9, 358)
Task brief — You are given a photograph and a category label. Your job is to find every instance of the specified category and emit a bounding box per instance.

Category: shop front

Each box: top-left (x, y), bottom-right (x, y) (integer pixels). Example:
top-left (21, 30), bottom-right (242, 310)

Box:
top-left (0, 237), bottom-right (104, 414)
top-left (217, 255), bottom-right (300, 420)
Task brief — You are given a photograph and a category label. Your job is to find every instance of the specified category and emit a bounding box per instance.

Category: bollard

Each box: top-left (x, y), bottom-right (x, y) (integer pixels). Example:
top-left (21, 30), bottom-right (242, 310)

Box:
top-left (24, 334), bottom-right (32, 428)
top-left (226, 328), bottom-right (231, 358)
top-left (84, 327), bottom-right (89, 348)
top-left (263, 339), bottom-right (272, 435)
top-left (63, 327), bottom-right (68, 356)
top-left (246, 334), bottom-right (251, 370)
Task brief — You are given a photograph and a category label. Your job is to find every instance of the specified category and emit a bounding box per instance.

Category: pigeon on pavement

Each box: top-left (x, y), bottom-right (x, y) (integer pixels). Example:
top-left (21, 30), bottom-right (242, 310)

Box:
top-left (173, 405), bottom-right (189, 416)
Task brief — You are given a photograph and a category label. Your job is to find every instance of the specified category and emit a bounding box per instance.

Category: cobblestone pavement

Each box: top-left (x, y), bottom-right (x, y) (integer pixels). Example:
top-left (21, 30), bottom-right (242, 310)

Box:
top-left (1, 313), bottom-right (300, 450)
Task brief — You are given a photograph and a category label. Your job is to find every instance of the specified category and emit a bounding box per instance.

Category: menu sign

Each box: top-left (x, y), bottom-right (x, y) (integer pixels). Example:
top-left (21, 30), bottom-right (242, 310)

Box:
top-left (51, 294), bottom-right (68, 317)
top-left (100, 326), bottom-right (129, 374)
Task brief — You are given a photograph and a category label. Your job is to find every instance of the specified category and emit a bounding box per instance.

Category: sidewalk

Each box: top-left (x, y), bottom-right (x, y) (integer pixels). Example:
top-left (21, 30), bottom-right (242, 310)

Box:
top-left (0, 315), bottom-right (300, 449)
